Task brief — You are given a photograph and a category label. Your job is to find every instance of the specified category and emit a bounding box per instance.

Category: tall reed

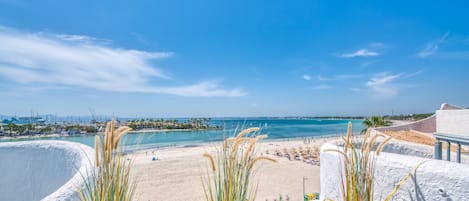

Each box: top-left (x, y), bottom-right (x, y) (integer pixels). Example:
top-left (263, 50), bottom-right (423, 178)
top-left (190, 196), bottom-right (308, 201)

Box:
top-left (202, 127), bottom-right (276, 201)
top-left (79, 120), bottom-right (136, 201)
top-left (328, 122), bottom-right (421, 201)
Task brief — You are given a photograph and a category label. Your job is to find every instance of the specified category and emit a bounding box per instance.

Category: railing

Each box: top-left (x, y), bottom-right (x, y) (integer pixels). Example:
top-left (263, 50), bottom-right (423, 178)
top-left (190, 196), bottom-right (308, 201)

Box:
top-left (433, 133), bottom-right (469, 163)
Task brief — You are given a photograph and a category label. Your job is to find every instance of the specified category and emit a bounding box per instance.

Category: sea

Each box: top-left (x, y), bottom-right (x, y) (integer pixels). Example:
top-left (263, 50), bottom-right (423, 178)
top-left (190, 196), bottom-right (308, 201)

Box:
top-left (0, 118), bottom-right (363, 150)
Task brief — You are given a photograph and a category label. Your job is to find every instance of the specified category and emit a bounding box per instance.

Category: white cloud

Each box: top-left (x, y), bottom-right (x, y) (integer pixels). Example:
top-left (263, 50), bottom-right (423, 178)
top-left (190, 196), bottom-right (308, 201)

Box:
top-left (339, 49), bottom-right (379, 58)
top-left (55, 34), bottom-right (95, 42)
top-left (366, 73), bottom-right (402, 98)
top-left (401, 70), bottom-right (423, 79)
top-left (0, 26), bottom-right (246, 97)
top-left (145, 81), bottom-right (246, 97)
top-left (365, 71), bottom-right (422, 99)
top-left (312, 85), bottom-right (333, 90)
top-left (303, 75), bottom-right (311, 81)
top-left (418, 32), bottom-right (449, 58)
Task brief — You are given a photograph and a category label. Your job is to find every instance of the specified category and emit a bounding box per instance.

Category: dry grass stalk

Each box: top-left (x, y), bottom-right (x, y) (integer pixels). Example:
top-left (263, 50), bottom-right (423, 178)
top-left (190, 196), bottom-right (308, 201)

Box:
top-left (79, 120), bottom-right (136, 201)
top-left (327, 122), bottom-right (423, 201)
top-left (329, 122), bottom-right (391, 200)
top-left (202, 127), bottom-right (276, 201)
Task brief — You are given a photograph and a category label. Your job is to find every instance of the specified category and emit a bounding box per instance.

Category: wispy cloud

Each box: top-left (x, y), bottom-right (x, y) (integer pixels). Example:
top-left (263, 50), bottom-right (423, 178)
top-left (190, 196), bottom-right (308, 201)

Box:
top-left (338, 49), bottom-right (379, 58)
top-left (401, 70), bottom-right (423, 79)
top-left (303, 75), bottom-right (312, 81)
top-left (0, 26), bottom-right (246, 97)
top-left (55, 34), bottom-right (95, 42)
top-left (312, 85), bottom-right (333, 90)
top-left (366, 73), bottom-right (402, 98)
top-left (366, 71), bottom-right (421, 99)
top-left (417, 32), bottom-right (449, 58)
top-left (337, 42), bottom-right (385, 58)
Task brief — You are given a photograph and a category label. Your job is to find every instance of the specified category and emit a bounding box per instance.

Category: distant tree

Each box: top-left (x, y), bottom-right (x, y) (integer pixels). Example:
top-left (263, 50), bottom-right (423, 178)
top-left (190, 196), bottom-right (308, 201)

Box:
top-left (4, 123), bottom-right (16, 136)
top-left (53, 123), bottom-right (60, 130)
top-left (412, 113), bottom-right (434, 121)
top-left (16, 125), bottom-right (26, 135)
top-left (83, 126), bottom-right (98, 133)
top-left (128, 123), bottom-right (137, 130)
top-left (24, 124), bottom-right (34, 135)
top-left (40, 125), bottom-right (52, 134)
top-left (361, 116), bottom-right (391, 134)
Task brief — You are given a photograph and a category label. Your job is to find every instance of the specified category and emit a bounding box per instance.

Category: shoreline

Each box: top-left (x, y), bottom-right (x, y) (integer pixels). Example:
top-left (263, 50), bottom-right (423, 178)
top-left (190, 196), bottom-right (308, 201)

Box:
top-left (0, 130), bottom-right (352, 154)
top-left (123, 134), bottom-right (345, 154)
top-left (128, 128), bottom-right (219, 133)
top-left (0, 128), bottom-right (219, 140)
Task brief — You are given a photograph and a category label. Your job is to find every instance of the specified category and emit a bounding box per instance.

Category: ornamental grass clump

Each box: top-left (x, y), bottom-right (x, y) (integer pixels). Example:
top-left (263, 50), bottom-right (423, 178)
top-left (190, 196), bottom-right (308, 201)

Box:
top-left (202, 127), bottom-right (276, 201)
top-left (328, 122), bottom-right (422, 201)
top-left (79, 120), bottom-right (136, 201)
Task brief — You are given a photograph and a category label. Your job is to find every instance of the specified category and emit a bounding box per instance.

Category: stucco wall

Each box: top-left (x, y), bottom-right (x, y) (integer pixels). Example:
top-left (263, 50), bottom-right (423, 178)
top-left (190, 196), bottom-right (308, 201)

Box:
top-left (0, 141), bottom-right (94, 201)
top-left (320, 143), bottom-right (469, 201)
top-left (436, 109), bottom-right (469, 136)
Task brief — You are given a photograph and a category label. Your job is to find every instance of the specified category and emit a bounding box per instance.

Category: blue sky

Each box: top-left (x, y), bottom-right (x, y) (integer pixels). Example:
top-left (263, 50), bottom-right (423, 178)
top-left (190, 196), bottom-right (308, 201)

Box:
top-left (0, 0), bottom-right (468, 117)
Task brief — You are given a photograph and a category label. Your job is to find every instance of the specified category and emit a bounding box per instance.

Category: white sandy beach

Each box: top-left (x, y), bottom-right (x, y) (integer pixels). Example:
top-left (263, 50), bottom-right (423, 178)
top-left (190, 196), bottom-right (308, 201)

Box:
top-left (129, 137), bottom-right (339, 201)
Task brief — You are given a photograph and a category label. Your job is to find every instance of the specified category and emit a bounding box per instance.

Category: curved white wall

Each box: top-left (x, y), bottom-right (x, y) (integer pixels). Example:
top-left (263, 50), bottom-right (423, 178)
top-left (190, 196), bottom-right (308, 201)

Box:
top-left (0, 141), bottom-right (94, 201)
top-left (320, 143), bottom-right (469, 200)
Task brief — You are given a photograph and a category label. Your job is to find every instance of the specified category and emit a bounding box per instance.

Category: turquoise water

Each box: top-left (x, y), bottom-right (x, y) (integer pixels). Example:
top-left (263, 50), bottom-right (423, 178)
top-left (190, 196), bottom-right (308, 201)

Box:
top-left (0, 119), bottom-right (363, 149)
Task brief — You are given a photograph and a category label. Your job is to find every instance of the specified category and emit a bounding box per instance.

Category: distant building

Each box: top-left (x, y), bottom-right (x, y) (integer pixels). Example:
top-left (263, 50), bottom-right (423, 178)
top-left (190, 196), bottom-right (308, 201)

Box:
top-left (66, 129), bottom-right (80, 135)
top-left (1, 117), bottom-right (46, 125)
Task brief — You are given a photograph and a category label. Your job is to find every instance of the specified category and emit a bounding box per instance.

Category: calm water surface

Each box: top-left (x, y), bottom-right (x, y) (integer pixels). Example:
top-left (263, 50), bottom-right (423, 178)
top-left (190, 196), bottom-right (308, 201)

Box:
top-left (1, 119), bottom-right (363, 150)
